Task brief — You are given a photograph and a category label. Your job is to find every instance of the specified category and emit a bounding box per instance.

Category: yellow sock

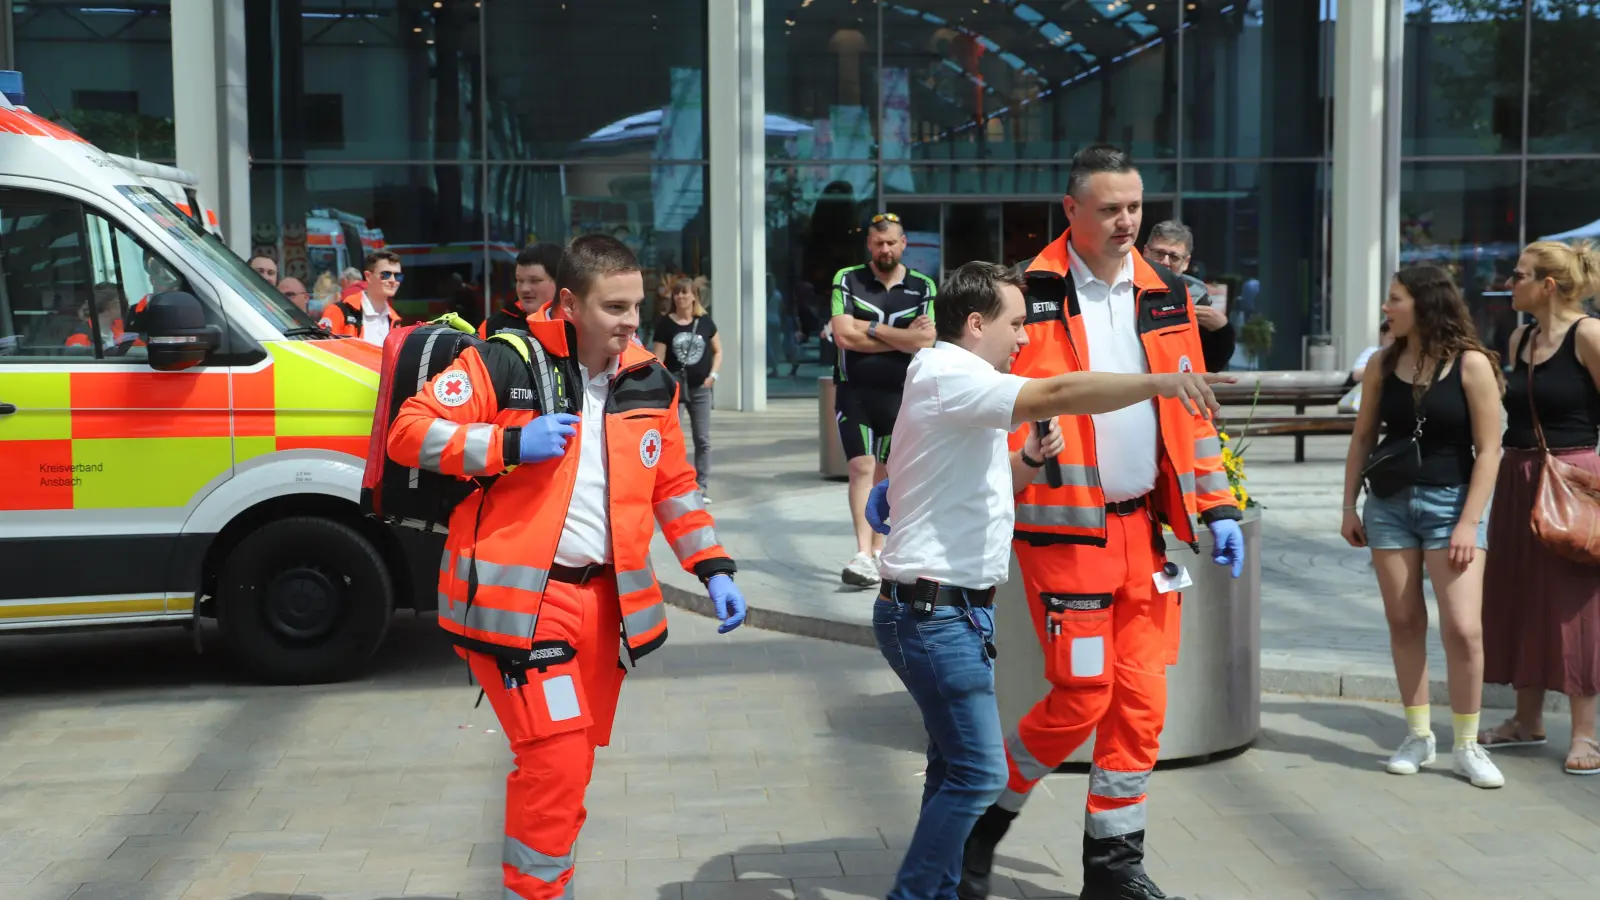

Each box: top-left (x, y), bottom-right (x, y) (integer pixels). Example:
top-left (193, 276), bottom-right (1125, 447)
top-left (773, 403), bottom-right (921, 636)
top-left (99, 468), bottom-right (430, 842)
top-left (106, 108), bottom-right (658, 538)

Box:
top-left (1453, 712), bottom-right (1480, 750)
top-left (1404, 704), bottom-right (1432, 738)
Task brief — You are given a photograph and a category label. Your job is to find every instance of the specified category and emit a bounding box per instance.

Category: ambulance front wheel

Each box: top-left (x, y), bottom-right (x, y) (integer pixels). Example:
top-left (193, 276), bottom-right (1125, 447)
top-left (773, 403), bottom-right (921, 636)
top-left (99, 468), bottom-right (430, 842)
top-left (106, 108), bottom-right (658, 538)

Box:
top-left (216, 516), bottom-right (395, 684)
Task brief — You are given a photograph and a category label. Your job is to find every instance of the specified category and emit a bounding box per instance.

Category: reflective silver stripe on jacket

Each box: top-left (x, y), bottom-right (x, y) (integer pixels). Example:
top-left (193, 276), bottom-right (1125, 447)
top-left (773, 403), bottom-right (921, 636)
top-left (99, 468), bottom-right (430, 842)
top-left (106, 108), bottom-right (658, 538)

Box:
top-left (1085, 801), bottom-right (1146, 839)
top-left (615, 564), bottom-right (657, 596)
top-left (624, 602), bottom-right (667, 637)
top-left (654, 490), bottom-right (705, 523)
top-left (1194, 435), bottom-right (1222, 459)
top-left (503, 835), bottom-right (573, 883)
top-left (438, 598), bottom-right (538, 639)
top-left (670, 525), bottom-right (720, 561)
top-left (419, 419), bottom-right (458, 471)
top-left (1195, 470), bottom-right (1231, 495)
top-left (1015, 504), bottom-right (1104, 530)
top-left (458, 555), bottom-right (549, 594)
top-left (1088, 766), bottom-right (1150, 800)
top-left (461, 423), bottom-right (497, 475)
top-left (1031, 463), bottom-right (1102, 488)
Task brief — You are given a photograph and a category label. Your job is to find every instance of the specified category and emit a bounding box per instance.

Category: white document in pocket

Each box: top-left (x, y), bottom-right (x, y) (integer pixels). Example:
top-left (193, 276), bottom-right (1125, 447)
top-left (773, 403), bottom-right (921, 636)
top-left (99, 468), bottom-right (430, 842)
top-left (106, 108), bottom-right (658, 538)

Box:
top-left (1153, 565), bottom-right (1193, 594)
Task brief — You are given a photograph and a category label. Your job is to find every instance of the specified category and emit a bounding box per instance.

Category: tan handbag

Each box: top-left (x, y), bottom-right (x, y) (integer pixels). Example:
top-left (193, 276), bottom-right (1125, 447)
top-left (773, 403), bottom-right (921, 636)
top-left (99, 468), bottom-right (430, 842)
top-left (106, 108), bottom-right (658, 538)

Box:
top-left (1524, 325), bottom-right (1600, 566)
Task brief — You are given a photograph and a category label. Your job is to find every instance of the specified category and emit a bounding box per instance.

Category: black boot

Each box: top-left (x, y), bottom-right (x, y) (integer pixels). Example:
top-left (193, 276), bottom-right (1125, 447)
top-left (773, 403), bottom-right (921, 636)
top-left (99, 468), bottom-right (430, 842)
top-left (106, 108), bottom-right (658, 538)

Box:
top-left (955, 804), bottom-right (1017, 900)
top-left (1079, 831), bottom-right (1184, 900)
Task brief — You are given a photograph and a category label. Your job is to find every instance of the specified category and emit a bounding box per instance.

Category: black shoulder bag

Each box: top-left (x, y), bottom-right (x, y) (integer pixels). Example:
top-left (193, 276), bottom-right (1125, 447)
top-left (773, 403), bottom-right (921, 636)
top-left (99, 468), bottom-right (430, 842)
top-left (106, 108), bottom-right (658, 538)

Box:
top-left (1361, 358), bottom-right (1445, 499)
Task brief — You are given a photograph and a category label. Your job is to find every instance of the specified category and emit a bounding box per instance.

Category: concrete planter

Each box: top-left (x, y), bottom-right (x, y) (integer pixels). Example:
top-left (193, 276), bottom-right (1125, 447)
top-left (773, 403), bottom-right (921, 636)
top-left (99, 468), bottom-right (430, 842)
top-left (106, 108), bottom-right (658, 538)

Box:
top-left (994, 509), bottom-right (1263, 763)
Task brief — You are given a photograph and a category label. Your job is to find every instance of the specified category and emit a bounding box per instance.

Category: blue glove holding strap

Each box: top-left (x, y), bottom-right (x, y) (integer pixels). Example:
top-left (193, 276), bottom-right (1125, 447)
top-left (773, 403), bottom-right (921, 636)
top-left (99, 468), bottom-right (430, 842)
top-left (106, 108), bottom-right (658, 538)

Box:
top-left (866, 479), bottom-right (891, 535)
top-left (1209, 519), bottom-right (1245, 579)
top-left (707, 574), bottom-right (746, 633)
top-left (519, 412), bottom-right (580, 464)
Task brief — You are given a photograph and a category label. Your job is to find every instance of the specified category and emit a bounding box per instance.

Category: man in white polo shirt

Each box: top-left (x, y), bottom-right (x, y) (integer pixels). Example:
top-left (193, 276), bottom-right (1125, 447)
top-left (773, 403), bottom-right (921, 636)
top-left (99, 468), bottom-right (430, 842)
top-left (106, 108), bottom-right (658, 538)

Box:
top-left (865, 262), bottom-right (1231, 900)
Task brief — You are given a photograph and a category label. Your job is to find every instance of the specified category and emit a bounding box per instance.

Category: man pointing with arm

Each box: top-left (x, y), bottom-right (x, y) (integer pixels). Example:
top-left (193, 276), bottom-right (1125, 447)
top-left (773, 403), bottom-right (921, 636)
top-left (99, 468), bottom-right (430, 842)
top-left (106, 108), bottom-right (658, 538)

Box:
top-left (864, 261), bottom-right (1231, 900)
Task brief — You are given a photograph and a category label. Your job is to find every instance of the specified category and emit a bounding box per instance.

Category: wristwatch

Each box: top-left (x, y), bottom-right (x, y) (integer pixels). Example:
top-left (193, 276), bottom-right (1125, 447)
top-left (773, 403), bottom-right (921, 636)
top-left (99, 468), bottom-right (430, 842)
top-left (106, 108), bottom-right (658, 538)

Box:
top-left (1019, 448), bottom-right (1045, 468)
top-left (867, 321), bottom-right (879, 339)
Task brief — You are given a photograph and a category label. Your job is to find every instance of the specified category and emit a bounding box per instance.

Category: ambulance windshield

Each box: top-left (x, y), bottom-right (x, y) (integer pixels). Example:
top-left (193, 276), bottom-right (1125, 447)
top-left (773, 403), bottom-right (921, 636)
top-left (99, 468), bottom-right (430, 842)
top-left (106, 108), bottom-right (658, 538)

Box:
top-left (116, 185), bottom-right (325, 336)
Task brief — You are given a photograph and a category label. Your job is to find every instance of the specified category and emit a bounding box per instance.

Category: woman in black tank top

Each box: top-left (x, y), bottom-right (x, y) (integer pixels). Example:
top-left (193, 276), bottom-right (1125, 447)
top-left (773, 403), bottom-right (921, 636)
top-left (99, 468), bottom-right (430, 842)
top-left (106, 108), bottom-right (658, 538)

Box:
top-left (1479, 238), bottom-right (1600, 776)
top-left (1341, 266), bottom-right (1508, 788)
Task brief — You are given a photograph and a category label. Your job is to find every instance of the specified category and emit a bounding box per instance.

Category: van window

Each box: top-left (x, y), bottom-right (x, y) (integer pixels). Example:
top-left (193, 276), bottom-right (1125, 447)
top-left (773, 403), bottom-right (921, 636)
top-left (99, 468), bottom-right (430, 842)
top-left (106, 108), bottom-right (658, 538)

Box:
top-left (0, 188), bottom-right (98, 359)
top-left (83, 211), bottom-right (208, 362)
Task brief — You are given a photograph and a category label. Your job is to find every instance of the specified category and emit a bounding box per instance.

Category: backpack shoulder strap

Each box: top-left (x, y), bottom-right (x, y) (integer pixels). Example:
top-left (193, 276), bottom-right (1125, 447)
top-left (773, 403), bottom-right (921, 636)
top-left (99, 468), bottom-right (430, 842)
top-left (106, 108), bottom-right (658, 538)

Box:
top-left (487, 331), bottom-right (562, 416)
top-left (335, 300), bottom-right (362, 329)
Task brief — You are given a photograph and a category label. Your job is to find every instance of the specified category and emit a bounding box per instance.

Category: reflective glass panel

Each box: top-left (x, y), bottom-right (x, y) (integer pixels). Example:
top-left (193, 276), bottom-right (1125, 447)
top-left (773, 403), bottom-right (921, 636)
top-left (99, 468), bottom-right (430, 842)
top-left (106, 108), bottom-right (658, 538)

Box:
top-left (1400, 0), bottom-right (1524, 155)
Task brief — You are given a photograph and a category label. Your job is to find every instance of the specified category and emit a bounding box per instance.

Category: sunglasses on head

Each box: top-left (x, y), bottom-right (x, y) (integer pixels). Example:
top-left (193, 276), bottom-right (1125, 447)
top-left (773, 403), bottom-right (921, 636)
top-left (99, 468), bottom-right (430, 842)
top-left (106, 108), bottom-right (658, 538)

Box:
top-left (870, 212), bottom-right (901, 225)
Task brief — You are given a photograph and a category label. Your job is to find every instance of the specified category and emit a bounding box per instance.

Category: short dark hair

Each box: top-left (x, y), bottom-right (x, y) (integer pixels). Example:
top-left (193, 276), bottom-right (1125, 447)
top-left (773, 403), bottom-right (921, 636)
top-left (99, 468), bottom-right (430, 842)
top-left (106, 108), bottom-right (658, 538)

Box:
top-left (934, 261), bottom-right (1026, 343)
top-left (516, 241), bottom-right (564, 275)
top-left (1067, 144), bottom-right (1137, 198)
top-left (558, 234), bottom-right (640, 299)
top-left (363, 250), bottom-right (401, 272)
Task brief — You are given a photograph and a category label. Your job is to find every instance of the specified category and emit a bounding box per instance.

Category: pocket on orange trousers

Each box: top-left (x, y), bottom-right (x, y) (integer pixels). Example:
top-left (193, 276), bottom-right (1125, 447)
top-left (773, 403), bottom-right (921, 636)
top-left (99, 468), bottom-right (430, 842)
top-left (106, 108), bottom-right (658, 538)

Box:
top-left (1040, 592), bottom-right (1115, 687)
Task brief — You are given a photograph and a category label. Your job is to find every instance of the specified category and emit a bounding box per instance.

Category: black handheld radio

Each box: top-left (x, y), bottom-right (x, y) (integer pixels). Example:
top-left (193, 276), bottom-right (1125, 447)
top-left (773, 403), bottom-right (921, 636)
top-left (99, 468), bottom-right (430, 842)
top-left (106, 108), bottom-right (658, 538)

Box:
top-left (1035, 420), bottom-right (1063, 489)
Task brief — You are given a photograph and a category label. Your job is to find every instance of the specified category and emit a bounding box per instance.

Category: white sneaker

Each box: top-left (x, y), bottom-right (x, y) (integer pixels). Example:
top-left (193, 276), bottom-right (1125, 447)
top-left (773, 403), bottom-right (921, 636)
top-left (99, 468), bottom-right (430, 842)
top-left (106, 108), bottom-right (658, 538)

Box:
top-left (1385, 733), bottom-right (1437, 775)
top-left (842, 552), bottom-right (881, 587)
top-left (1452, 742), bottom-right (1505, 788)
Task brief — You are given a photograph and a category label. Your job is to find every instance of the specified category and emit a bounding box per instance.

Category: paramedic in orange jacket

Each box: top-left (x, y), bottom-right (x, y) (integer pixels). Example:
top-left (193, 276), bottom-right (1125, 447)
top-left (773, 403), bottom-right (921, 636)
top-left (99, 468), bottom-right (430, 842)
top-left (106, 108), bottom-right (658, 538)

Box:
top-left (481, 241), bottom-right (564, 339)
top-left (388, 234), bottom-right (747, 900)
top-left (959, 145), bottom-right (1245, 900)
top-left (319, 250), bottom-right (403, 345)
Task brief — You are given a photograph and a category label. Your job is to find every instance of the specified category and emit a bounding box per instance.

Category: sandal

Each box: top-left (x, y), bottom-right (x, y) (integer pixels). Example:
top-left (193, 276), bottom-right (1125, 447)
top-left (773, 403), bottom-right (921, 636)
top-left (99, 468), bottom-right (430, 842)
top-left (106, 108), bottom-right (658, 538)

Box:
top-left (1478, 718), bottom-right (1547, 748)
top-left (1565, 737), bottom-right (1600, 776)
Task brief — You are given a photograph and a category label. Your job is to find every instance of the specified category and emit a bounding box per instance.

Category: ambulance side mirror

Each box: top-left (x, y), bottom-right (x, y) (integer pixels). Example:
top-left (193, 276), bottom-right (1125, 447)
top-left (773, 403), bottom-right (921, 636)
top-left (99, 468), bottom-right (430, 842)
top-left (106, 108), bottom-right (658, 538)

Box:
top-left (143, 291), bottom-right (221, 371)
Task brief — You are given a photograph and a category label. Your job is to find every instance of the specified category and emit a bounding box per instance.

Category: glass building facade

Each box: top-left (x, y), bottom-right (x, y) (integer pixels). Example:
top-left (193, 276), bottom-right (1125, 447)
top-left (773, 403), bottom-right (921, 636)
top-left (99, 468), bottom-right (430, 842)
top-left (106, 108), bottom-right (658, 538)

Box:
top-left (6, 0), bottom-right (1599, 399)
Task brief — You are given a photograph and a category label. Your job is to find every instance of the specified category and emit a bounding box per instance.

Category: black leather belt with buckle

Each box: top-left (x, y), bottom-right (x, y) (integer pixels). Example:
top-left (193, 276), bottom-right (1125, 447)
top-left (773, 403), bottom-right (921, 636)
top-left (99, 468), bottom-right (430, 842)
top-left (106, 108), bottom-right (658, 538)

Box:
top-left (1105, 495), bottom-right (1149, 516)
top-left (879, 581), bottom-right (996, 608)
top-left (549, 563), bottom-right (613, 585)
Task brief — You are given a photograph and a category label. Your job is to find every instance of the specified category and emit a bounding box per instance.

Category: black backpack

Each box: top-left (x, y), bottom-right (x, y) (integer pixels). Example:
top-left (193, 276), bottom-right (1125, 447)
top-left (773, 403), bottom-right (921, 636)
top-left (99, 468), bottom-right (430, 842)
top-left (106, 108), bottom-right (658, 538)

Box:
top-left (360, 313), bottom-right (570, 532)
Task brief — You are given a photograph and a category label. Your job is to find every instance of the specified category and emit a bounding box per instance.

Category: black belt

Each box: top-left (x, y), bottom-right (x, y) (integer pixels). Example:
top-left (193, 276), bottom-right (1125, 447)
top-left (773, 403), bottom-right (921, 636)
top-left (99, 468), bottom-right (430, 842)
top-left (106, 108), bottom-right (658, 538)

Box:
top-left (549, 563), bottom-right (612, 585)
top-left (1105, 494), bottom-right (1148, 516)
top-left (880, 581), bottom-right (996, 608)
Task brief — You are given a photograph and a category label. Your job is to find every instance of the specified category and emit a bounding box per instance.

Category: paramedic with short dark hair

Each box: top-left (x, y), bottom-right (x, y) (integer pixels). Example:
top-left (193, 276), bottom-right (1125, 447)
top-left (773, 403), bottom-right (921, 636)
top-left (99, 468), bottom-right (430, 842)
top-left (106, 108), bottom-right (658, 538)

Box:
top-left (864, 261), bottom-right (1232, 900)
top-left (387, 234), bottom-right (747, 900)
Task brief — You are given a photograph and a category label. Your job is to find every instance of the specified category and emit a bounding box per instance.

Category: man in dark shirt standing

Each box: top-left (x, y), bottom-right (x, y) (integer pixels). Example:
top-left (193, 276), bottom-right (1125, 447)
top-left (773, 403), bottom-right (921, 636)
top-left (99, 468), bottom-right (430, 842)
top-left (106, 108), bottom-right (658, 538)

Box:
top-left (1144, 220), bottom-right (1235, 373)
top-left (829, 212), bottom-right (938, 587)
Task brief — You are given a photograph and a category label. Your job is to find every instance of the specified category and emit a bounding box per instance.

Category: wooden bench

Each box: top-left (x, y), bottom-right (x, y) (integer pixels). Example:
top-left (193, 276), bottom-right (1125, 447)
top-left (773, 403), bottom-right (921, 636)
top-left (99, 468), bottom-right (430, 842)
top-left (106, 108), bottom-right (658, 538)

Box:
top-left (1211, 372), bottom-right (1356, 462)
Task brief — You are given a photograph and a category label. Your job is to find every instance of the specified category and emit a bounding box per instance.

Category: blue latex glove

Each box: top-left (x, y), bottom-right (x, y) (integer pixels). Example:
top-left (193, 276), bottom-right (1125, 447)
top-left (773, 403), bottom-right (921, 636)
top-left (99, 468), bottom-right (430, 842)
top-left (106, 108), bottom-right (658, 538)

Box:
top-left (866, 479), bottom-right (891, 535)
top-left (707, 574), bottom-right (746, 633)
top-left (1209, 519), bottom-right (1245, 579)
top-left (519, 413), bottom-right (581, 463)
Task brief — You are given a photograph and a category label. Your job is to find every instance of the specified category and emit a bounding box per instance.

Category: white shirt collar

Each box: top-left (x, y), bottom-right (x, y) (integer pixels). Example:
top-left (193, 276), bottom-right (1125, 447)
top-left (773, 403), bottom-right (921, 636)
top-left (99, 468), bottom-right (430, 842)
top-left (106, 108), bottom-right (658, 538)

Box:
top-left (1066, 243), bottom-right (1135, 292)
top-left (578, 358), bottom-right (621, 385)
top-left (360, 291), bottom-right (386, 317)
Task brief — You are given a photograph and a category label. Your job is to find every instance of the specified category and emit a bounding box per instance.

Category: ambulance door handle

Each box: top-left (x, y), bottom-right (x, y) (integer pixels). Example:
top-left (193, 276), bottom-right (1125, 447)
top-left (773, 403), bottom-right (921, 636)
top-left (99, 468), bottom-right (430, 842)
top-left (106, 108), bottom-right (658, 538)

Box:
top-left (0, 402), bottom-right (15, 416)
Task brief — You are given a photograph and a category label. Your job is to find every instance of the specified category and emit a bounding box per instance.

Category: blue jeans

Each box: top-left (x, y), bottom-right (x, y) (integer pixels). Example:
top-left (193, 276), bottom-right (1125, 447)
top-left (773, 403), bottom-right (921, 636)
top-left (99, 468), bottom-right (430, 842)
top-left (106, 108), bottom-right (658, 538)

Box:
top-left (874, 597), bottom-right (1007, 900)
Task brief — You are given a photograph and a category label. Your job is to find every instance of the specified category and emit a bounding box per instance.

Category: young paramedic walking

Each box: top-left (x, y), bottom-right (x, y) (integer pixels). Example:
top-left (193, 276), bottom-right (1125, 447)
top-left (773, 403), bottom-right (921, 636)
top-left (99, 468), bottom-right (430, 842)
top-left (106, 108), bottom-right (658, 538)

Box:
top-left (958, 146), bottom-right (1246, 900)
top-left (864, 262), bottom-right (1232, 900)
top-left (387, 235), bottom-right (748, 900)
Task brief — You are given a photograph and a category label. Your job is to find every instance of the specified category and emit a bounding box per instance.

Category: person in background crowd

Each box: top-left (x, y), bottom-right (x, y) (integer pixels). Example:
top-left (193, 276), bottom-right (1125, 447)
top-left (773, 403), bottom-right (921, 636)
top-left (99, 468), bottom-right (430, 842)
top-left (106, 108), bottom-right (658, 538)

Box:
top-left (311, 271), bottom-right (338, 311)
top-left (653, 277), bottom-right (721, 502)
top-left (483, 242), bottom-right (564, 338)
top-left (1478, 239), bottom-right (1600, 776)
top-left (339, 266), bottom-right (363, 293)
top-left (1143, 220), bottom-right (1235, 373)
top-left (318, 251), bottom-right (403, 346)
top-left (1350, 320), bottom-right (1395, 384)
top-left (829, 212), bottom-right (938, 587)
top-left (249, 255), bottom-right (278, 286)
top-left (278, 276), bottom-right (310, 314)
top-left (1339, 266), bottom-right (1506, 789)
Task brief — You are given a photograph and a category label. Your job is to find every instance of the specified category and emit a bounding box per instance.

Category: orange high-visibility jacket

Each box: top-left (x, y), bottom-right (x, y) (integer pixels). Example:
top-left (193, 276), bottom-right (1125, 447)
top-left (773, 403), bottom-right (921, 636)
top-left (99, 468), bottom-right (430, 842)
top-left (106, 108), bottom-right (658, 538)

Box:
top-left (318, 292), bottom-right (401, 339)
top-left (1010, 230), bottom-right (1240, 551)
top-left (387, 318), bottom-right (733, 661)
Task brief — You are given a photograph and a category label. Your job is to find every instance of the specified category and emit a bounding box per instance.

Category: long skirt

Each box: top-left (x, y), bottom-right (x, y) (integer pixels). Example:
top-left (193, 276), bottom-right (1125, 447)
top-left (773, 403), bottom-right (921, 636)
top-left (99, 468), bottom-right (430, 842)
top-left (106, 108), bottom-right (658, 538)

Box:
top-left (1481, 447), bottom-right (1600, 697)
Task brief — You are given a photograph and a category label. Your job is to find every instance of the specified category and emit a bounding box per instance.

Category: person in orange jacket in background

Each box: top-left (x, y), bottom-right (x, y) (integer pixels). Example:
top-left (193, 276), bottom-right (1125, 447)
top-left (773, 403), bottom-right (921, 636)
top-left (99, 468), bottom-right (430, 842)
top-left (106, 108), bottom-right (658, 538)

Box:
top-left (481, 241), bottom-right (564, 339)
top-left (957, 145), bottom-right (1245, 900)
top-left (319, 251), bottom-right (403, 345)
top-left (387, 234), bottom-right (747, 900)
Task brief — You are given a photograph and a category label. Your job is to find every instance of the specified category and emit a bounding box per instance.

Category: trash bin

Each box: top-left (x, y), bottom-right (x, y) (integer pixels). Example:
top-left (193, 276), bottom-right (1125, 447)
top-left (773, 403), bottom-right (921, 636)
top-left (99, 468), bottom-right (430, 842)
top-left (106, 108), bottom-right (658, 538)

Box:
top-left (818, 376), bottom-right (849, 479)
top-left (993, 511), bottom-right (1262, 763)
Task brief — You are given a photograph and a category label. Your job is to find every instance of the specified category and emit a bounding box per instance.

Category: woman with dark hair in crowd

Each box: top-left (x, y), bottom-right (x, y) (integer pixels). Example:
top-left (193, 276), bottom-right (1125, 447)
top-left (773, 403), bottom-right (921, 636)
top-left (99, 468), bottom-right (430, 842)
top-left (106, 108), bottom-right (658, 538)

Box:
top-left (1341, 266), bottom-right (1507, 788)
top-left (1478, 239), bottom-right (1600, 776)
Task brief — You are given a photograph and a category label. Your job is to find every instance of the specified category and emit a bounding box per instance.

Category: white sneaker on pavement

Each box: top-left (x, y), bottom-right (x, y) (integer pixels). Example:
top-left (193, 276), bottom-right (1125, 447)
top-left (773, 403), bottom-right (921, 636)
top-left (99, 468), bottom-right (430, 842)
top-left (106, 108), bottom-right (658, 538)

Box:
top-left (1452, 742), bottom-right (1505, 788)
top-left (842, 552), bottom-right (881, 587)
top-left (1385, 732), bottom-right (1436, 775)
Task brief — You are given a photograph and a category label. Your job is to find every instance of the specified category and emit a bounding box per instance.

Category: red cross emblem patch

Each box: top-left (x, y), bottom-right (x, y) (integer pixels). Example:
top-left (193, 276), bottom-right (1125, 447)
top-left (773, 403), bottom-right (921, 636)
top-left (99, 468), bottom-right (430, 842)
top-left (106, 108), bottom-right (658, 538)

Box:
top-left (639, 428), bottom-right (662, 468)
top-left (434, 370), bottom-right (473, 407)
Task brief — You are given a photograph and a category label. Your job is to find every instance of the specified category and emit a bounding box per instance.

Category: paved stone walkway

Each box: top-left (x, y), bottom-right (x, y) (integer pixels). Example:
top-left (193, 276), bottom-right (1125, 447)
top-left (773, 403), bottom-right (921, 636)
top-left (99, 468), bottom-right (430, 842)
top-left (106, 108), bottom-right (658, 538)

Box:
top-left (2, 609), bottom-right (1598, 900)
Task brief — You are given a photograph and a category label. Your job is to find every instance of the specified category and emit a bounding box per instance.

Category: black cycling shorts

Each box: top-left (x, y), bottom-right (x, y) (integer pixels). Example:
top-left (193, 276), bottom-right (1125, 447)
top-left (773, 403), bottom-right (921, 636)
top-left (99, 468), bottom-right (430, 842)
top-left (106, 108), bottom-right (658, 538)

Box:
top-left (834, 383), bottom-right (900, 464)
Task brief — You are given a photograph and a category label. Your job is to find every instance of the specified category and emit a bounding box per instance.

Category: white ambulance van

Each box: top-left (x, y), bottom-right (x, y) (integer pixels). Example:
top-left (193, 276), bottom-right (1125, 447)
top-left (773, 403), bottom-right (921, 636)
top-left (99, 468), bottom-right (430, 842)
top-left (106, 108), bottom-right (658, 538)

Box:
top-left (0, 74), bottom-right (442, 683)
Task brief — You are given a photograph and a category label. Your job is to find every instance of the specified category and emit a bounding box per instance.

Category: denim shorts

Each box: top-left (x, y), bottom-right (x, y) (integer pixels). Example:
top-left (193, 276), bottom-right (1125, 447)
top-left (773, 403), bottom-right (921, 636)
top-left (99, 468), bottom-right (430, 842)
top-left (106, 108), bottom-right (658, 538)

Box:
top-left (1363, 484), bottom-right (1488, 551)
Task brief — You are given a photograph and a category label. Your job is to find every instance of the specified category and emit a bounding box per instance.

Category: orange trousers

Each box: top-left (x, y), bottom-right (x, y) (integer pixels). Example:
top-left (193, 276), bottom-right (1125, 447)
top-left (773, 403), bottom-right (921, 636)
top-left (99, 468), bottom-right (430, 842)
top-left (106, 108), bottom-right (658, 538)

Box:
top-left (999, 507), bottom-right (1181, 839)
top-left (465, 575), bottom-right (626, 900)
